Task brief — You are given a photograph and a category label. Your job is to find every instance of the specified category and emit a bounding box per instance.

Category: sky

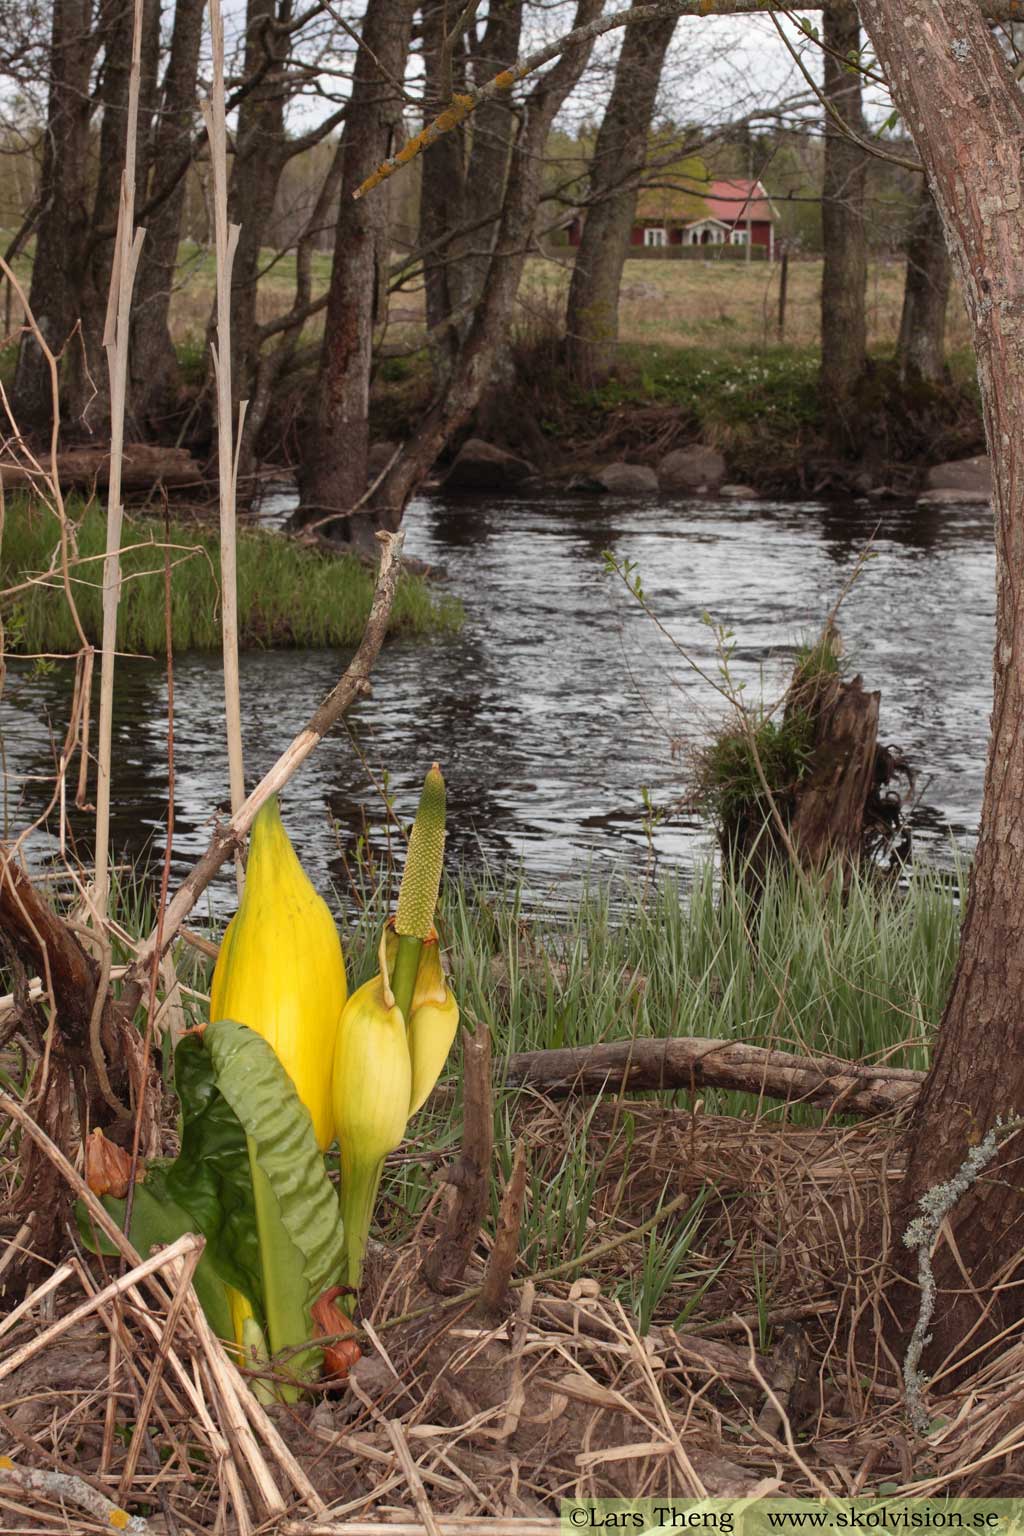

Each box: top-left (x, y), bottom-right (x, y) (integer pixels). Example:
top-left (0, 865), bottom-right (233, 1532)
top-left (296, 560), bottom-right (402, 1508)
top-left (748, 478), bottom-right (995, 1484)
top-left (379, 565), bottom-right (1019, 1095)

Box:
top-left (207, 3), bottom-right (895, 141)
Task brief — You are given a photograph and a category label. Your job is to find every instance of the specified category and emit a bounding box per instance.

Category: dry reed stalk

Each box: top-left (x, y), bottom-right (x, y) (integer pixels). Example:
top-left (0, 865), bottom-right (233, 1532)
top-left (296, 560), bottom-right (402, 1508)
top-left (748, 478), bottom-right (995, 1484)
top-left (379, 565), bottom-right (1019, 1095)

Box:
top-left (94, 0), bottom-right (147, 920)
top-left (117, 1240), bottom-right (203, 1496)
top-left (128, 528), bottom-right (405, 980)
top-left (280, 1523), bottom-right (560, 1535)
top-left (0, 1232), bottom-right (203, 1383)
top-left (201, 0), bottom-right (247, 874)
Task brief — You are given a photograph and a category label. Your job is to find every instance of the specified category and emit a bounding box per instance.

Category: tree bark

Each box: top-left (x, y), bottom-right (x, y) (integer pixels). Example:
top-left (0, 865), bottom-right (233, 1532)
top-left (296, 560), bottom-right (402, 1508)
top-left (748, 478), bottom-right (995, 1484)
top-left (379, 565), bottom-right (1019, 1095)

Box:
top-left (13, 0), bottom-right (97, 439)
top-left (130, 0), bottom-right (206, 433)
top-left (226, 0), bottom-right (292, 404)
top-left (855, 0), bottom-right (1024, 1370)
top-left (63, 0), bottom-right (145, 432)
top-left (896, 180), bottom-right (952, 386)
top-left (819, 0), bottom-right (868, 451)
top-left (564, 3), bottom-right (677, 386)
top-left (295, 0), bottom-right (414, 549)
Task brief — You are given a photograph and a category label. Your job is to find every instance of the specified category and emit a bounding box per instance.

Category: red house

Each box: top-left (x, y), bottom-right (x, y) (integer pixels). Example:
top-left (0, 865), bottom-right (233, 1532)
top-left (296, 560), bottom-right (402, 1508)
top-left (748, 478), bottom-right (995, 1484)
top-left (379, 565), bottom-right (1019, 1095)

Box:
top-left (567, 178), bottom-right (778, 258)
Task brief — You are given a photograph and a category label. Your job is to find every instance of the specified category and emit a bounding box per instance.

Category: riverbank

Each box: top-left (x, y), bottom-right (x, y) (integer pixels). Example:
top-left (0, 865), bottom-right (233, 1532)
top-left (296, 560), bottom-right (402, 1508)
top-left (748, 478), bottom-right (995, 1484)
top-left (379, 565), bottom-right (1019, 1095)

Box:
top-left (366, 342), bottom-right (986, 499)
top-left (3, 851), bottom-right (982, 1509)
top-left (3, 499), bottom-right (463, 655)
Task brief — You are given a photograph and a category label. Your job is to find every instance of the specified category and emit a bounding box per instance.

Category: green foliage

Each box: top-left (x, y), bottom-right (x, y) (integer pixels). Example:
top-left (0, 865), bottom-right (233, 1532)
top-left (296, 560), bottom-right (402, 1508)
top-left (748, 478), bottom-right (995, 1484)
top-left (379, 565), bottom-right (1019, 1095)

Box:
top-left (79, 1019), bottom-right (347, 1357)
top-left (364, 858), bottom-right (961, 1332)
top-left (78, 1184), bottom-right (236, 1343)
top-left (206, 1019), bottom-right (346, 1306)
top-left (695, 708), bottom-right (817, 828)
top-left (589, 345), bottom-right (821, 433)
top-left (161, 1032), bottom-right (263, 1305)
top-left (2, 498), bottom-right (463, 653)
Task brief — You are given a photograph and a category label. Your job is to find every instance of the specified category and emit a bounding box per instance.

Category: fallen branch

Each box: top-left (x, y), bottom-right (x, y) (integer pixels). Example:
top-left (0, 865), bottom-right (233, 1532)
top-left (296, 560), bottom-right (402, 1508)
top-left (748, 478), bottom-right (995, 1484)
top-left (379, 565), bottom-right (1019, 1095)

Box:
top-left (500, 1037), bottom-right (923, 1118)
top-left (0, 445), bottom-right (204, 492)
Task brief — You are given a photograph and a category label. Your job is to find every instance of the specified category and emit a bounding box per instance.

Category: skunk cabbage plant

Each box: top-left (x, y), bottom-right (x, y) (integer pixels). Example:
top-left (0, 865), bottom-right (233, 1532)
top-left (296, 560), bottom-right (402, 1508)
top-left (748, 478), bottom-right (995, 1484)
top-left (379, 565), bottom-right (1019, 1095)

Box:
top-left (79, 771), bottom-right (458, 1394)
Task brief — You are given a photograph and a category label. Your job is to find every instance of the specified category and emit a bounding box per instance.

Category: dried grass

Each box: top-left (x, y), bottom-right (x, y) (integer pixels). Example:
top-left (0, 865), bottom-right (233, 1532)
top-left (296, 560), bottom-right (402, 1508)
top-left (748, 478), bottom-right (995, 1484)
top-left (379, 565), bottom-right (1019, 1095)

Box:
top-left (3, 1089), bottom-right (1022, 1530)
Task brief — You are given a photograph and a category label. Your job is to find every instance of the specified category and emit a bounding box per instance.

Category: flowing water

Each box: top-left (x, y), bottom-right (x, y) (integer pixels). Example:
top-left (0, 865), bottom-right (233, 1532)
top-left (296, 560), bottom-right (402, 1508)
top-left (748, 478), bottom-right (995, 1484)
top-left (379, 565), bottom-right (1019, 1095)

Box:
top-left (3, 490), bottom-right (994, 915)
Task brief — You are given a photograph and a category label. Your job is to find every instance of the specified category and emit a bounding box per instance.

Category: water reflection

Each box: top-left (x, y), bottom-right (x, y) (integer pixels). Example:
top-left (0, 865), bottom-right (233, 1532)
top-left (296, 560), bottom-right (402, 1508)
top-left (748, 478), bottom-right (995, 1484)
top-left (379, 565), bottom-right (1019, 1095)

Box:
top-left (2, 491), bottom-right (994, 913)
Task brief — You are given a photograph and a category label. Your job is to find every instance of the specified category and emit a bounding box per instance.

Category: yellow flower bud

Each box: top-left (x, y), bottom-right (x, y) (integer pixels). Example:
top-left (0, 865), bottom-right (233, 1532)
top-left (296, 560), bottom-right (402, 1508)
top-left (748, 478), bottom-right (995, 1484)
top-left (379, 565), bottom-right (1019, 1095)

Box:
top-left (211, 796), bottom-right (347, 1150)
top-left (332, 955), bottom-right (413, 1292)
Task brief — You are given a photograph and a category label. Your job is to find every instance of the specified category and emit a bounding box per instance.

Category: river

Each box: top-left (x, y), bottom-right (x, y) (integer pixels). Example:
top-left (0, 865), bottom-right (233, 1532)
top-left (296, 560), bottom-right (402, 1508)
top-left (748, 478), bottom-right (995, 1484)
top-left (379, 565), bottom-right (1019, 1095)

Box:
top-left (2, 491), bottom-right (994, 913)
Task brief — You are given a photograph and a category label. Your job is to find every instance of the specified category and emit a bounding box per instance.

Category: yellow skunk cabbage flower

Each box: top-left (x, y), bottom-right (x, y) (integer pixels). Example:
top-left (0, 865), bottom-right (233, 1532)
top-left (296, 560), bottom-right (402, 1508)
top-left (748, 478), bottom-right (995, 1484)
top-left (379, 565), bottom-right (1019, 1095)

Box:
top-left (333, 935), bottom-right (413, 1291)
top-left (334, 767), bottom-right (460, 1300)
top-left (383, 928), bottom-right (460, 1118)
top-left (211, 795), bottom-right (347, 1150)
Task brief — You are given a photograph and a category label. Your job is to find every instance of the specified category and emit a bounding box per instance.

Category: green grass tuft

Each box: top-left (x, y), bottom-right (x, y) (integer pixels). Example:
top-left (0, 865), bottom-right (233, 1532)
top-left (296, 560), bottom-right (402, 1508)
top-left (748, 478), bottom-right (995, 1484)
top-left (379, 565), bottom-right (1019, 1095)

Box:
top-left (3, 498), bottom-right (463, 655)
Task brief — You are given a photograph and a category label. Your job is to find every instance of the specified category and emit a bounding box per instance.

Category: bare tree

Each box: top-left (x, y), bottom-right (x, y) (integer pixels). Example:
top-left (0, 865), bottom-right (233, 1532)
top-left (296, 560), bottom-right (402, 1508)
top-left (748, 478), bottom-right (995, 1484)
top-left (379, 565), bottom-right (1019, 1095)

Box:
top-left (372, 0), bottom-right (603, 518)
top-left (129, 0), bottom-right (206, 433)
top-left (819, 0), bottom-right (867, 449)
top-left (296, 0), bottom-right (414, 546)
top-left (13, 0), bottom-right (98, 438)
top-left (564, 0), bottom-right (677, 385)
top-left (420, 0), bottom-right (525, 387)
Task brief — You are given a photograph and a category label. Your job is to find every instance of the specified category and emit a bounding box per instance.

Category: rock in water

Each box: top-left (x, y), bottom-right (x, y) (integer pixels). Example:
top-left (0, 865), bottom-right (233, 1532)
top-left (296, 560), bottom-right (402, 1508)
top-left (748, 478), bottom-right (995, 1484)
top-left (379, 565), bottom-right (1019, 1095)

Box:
top-left (658, 444), bottom-right (727, 493)
top-left (443, 439), bottom-right (536, 492)
top-left (593, 462), bottom-right (659, 494)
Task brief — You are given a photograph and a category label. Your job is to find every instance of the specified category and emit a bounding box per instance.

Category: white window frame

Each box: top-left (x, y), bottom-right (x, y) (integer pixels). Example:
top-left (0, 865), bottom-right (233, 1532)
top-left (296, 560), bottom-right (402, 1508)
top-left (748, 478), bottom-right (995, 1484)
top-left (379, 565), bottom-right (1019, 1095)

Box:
top-left (730, 228), bottom-right (750, 247)
top-left (643, 226), bottom-right (668, 248)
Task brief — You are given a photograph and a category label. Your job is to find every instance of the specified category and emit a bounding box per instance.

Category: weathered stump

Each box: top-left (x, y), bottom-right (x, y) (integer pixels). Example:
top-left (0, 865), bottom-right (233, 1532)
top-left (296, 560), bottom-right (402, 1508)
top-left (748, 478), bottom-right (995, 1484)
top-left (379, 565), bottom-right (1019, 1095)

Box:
top-left (717, 633), bottom-right (910, 885)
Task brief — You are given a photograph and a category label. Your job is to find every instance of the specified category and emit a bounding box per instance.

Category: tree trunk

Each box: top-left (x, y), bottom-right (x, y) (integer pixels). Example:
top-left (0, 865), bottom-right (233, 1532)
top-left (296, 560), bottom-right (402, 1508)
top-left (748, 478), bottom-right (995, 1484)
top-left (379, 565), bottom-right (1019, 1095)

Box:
top-left (419, 0), bottom-right (523, 389)
top-left (375, 0), bottom-right (602, 519)
top-left (226, 0), bottom-right (291, 405)
top-left (819, 0), bottom-right (868, 451)
top-left (855, 0), bottom-right (1024, 1372)
top-left (564, 3), bottom-right (676, 386)
top-left (13, 0), bottom-right (96, 440)
top-left (130, 0), bottom-right (206, 434)
top-left (63, 0), bottom-right (144, 432)
top-left (896, 180), bottom-right (952, 385)
top-left (296, 0), bottom-right (414, 550)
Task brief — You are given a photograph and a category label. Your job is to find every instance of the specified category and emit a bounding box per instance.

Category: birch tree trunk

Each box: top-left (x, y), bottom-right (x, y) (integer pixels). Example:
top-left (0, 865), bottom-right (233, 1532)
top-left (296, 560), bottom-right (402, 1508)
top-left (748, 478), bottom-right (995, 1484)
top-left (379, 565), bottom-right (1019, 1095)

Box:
top-left (564, 2), bottom-right (676, 385)
top-left (896, 180), bottom-right (952, 385)
top-left (855, 0), bottom-right (1024, 1368)
top-left (819, 0), bottom-right (868, 451)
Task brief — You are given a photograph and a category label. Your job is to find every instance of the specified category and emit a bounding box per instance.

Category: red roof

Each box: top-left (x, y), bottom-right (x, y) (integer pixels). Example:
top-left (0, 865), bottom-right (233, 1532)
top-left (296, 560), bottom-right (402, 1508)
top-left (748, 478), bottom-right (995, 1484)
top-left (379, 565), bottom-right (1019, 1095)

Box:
top-left (703, 178), bottom-right (774, 225)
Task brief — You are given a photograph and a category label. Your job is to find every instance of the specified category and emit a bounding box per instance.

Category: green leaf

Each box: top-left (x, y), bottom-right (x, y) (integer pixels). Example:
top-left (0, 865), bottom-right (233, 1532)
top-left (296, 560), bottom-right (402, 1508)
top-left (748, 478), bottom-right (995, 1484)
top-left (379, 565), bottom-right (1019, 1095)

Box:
top-left (205, 1019), bottom-right (345, 1305)
top-left (76, 1185), bottom-right (235, 1344)
top-left (163, 1033), bottom-right (262, 1307)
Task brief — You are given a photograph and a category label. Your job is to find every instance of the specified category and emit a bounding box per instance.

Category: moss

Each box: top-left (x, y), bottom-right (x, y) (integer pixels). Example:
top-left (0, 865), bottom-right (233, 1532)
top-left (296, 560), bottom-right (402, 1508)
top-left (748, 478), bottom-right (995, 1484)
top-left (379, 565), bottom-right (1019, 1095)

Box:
top-left (694, 627), bottom-right (845, 829)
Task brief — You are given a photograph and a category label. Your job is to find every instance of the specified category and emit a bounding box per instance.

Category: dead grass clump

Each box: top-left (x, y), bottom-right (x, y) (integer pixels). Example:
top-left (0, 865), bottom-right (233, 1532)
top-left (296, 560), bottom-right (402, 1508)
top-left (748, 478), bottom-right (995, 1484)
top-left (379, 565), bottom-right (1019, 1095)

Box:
top-left (5, 1096), bottom-right (1024, 1529)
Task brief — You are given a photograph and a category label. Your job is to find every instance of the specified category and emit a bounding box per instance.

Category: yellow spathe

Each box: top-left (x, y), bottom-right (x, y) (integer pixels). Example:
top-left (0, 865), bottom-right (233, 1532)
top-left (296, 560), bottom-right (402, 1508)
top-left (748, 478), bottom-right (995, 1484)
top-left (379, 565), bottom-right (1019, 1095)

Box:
top-left (211, 796), bottom-right (347, 1150)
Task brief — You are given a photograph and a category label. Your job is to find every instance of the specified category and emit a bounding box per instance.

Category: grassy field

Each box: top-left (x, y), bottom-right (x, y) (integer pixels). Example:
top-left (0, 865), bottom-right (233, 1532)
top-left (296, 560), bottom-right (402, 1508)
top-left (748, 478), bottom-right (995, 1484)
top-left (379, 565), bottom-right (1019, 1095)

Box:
top-left (162, 242), bottom-right (973, 360)
top-left (3, 499), bottom-right (463, 654)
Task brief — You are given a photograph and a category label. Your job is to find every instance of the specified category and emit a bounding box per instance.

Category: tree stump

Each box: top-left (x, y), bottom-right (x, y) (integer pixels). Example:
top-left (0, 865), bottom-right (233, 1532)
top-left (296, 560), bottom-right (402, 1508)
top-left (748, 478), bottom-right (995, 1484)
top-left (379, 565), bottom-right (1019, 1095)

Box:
top-left (717, 634), bottom-right (910, 884)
